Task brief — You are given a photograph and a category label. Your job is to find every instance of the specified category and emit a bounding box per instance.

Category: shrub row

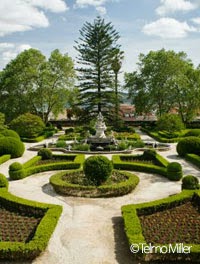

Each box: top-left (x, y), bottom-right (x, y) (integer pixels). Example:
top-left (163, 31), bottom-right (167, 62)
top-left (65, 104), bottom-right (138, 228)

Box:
top-left (9, 154), bottom-right (85, 180)
top-left (141, 128), bottom-right (181, 143)
top-left (185, 154), bottom-right (200, 168)
top-left (0, 154), bottom-right (11, 165)
top-left (121, 191), bottom-right (200, 262)
top-left (112, 155), bottom-right (182, 181)
top-left (0, 188), bottom-right (62, 261)
top-left (50, 169), bottom-right (139, 198)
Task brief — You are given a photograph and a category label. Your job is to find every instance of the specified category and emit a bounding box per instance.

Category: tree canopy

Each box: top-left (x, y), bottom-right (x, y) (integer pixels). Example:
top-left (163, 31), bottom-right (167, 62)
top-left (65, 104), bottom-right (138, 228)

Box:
top-left (75, 16), bottom-right (122, 121)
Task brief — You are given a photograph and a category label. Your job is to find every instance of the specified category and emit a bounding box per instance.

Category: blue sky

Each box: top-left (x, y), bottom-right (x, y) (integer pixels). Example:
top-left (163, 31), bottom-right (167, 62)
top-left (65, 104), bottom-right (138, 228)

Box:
top-left (1, 0), bottom-right (200, 77)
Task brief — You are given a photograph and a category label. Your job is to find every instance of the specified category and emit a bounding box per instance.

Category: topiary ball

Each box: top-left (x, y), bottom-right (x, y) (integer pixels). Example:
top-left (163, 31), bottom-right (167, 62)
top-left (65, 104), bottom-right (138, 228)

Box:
top-left (38, 148), bottom-right (52, 160)
top-left (83, 155), bottom-right (113, 186)
top-left (182, 175), bottom-right (199, 190)
top-left (177, 137), bottom-right (200, 157)
top-left (0, 137), bottom-right (25, 158)
top-left (0, 173), bottom-right (8, 189)
top-left (0, 129), bottom-right (20, 140)
top-left (167, 162), bottom-right (183, 181)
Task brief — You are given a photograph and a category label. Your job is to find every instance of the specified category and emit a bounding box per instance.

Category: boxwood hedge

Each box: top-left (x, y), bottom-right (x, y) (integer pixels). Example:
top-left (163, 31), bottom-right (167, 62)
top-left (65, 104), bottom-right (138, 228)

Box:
top-left (121, 190), bottom-right (200, 262)
top-left (0, 188), bottom-right (62, 261)
top-left (9, 154), bottom-right (85, 180)
top-left (50, 169), bottom-right (139, 198)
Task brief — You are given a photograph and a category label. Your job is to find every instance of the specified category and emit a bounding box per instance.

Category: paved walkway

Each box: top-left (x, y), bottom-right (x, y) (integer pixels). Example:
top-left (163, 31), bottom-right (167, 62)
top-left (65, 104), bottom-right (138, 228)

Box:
top-left (0, 130), bottom-right (199, 264)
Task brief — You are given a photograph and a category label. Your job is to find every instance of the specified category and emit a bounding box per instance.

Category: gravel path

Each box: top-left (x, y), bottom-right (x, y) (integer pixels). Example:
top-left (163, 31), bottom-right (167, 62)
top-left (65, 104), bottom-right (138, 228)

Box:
top-left (0, 130), bottom-right (199, 264)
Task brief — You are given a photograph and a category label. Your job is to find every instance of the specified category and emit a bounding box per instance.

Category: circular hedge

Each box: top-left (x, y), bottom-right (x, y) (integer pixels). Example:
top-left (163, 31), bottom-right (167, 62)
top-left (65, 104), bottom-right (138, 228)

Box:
top-left (0, 137), bottom-right (25, 158)
top-left (50, 169), bottom-right (139, 198)
top-left (177, 137), bottom-right (200, 157)
top-left (83, 156), bottom-right (113, 186)
top-left (0, 173), bottom-right (8, 189)
top-left (182, 175), bottom-right (199, 190)
top-left (38, 148), bottom-right (52, 160)
top-left (167, 162), bottom-right (182, 181)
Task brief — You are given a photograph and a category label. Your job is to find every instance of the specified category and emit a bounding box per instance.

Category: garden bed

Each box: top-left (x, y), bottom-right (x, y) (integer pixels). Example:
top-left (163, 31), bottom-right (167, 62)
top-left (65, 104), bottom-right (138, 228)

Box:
top-left (0, 188), bottom-right (62, 261)
top-left (122, 191), bottom-right (200, 262)
top-left (50, 169), bottom-right (139, 198)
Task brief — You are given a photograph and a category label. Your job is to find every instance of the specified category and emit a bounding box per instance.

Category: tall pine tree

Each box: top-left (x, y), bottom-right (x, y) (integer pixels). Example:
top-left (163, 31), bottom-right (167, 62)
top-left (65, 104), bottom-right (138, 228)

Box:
top-left (75, 16), bottom-right (122, 121)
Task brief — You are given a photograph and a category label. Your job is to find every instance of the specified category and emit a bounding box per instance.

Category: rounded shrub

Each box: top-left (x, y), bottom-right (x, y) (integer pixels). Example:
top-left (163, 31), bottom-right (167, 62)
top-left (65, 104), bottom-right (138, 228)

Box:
top-left (38, 148), bottom-right (52, 160)
top-left (9, 162), bottom-right (26, 180)
top-left (83, 156), bottom-right (113, 186)
top-left (56, 140), bottom-right (67, 148)
top-left (176, 137), bottom-right (200, 157)
top-left (10, 113), bottom-right (45, 138)
top-left (182, 175), bottom-right (199, 190)
top-left (167, 162), bottom-right (182, 181)
top-left (0, 173), bottom-right (8, 189)
top-left (0, 137), bottom-right (25, 158)
top-left (0, 129), bottom-right (20, 139)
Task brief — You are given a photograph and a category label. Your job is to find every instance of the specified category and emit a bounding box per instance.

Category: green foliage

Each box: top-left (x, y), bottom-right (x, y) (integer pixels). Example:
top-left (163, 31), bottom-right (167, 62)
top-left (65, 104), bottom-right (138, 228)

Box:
top-left (156, 113), bottom-right (185, 133)
top-left (177, 137), bottom-right (200, 157)
top-left (10, 113), bottom-right (45, 138)
top-left (125, 49), bottom-right (200, 122)
top-left (182, 175), bottom-right (199, 190)
top-left (0, 112), bottom-right (6, 129)
top-left (117, 141), bottom-right (128, 150)
top-left (0, 188), bottom-right (62, 261)
top-left (9, 155), bottom-right (85, 180)
top-left (38, 148), bottom-right (52, 160)
top-left (186, 154), bottom-right (200, 168)
top-left (185, 129), bottom-right (200, 137)
top-left (50, 169), bottom-right (139, 198)
top-left (83, 156), bottom-right (113, 186)
top-left (121, 191), bottom-right (200, 262)
top-left (56, 140), bottom-right (67, 148)
top-left (0, 155), bottom-right (11, 165)
top-left (9, 162), bottom-right (23, 171)
top-left (0, 129), bottom-right (20, 139)
top-left (0, 137), bottom-right (25, 158)
top-left (72, 144), bottom-right (90, 151)
top-left (142, 149), bottom-right (156, 160)
top-left (75, 16), bottom-right (122, 120)
top-left (0, 174), bottom-right (8, 189)
top-left (167, 162), bottom-right (183, 181)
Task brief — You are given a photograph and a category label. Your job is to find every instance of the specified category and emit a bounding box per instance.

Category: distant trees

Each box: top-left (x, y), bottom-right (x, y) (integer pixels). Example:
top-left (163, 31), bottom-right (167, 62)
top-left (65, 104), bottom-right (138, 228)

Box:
top-left (0, 48), bottom-right (75, 123)
top-left (125, 49), bottom-right (200, 123)
top-left (75, 16), bottom-right (123, 121)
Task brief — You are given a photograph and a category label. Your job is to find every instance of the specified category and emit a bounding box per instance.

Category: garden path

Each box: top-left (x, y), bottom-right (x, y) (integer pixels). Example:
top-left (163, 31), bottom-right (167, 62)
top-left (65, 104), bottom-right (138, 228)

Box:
top-left (0, 129), bottom-right (199, 264)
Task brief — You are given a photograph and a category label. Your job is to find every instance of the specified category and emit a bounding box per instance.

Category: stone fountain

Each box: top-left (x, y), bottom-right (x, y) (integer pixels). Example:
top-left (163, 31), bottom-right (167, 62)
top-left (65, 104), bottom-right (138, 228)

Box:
top-left (87, 112), bottom-right (117, 150)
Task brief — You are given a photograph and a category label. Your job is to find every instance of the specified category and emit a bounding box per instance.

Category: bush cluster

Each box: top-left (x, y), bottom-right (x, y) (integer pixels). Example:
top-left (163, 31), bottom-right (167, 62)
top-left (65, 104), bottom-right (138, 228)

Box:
top-left (10, 113), bottom-right (45, 138)
top-left (182, 175), bottom-right (199, 190)
top-left (185, 129), bottom-right (200, 137)
top-left (156, 113), bottom-right (184, 133)
top-left (177, 137), bottom-right (200, 157)
top-left (83, 156), bottom-right (113, 186)
top-left (167, 162), bottom-right (182, 181)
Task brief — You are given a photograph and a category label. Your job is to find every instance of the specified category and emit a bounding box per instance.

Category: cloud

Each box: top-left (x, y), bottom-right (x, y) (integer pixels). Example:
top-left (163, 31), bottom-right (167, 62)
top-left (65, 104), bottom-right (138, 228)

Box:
top-left (142, 17), bottom-right (196, 39)
top-left (0, 42), bottom-right (32, 68)
top-left (156, 0), bottom-right (196, 16)
top-left (75, 0), bottom-right (118, 14)
top-left (0, 0), bottom-right (68, 37)
top-left (191, 17), bottom-right (200, 24)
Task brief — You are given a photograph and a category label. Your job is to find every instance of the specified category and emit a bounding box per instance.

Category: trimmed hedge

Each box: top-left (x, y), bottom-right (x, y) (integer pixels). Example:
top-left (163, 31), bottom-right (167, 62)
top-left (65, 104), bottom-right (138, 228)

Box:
top-left (186, 153), bottom-right (200, 168)
top-left (0, 129), bottom-right (20, 140)
top-left (0, 154), bottom-right (11, 165)
top-left (0, 137), bottom-right (25, 158)
top-left (0, 174), bottom-right (8, 189)
top-left (177, 137), bottom-right (200, 157)
top-left (182, 175), bottom-right (199, 190)
top-left (9, 154), bottom-right (85, 180)
top-left (121, 191), bottom-right (200, 262)
top-left (0, 188), bottom-right (62, 261)
top-left (141, 128), bottom-right (181, 143)
top-left (112, 155), bottom-right (168, 178)
top-left (38, 148), bottom-right (52, 160)
top-left (166, 162), bottom-right (183, 181)
top-left (50, 169), bottom-right (139, 198)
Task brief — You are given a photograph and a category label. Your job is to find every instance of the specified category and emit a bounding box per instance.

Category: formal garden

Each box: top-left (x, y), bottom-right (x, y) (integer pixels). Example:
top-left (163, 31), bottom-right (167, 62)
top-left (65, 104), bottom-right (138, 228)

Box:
top-left (1, 14), bottom-right (200, 263)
